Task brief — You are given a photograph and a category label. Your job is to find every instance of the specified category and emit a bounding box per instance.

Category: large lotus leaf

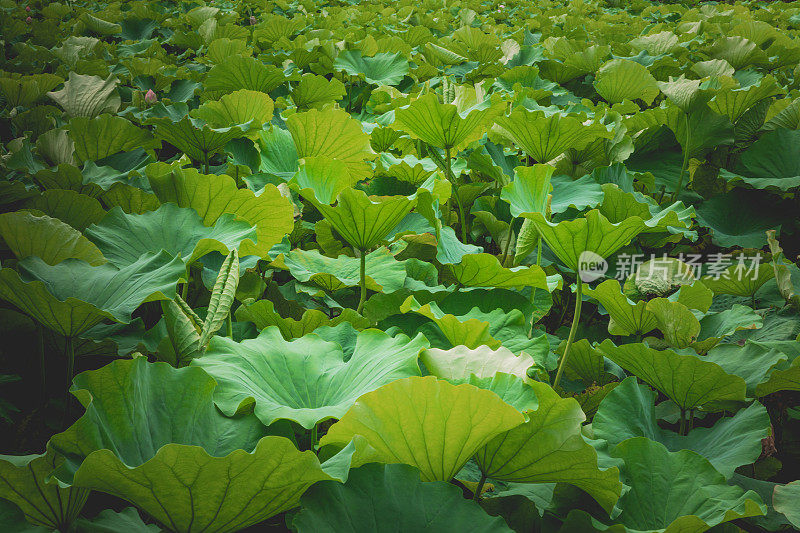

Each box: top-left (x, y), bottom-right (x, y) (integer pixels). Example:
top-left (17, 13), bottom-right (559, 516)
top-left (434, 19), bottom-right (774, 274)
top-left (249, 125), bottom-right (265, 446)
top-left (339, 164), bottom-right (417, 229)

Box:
top-left (584, 279), bottom-right (658, 336)
top-left (475, 380), bottom-right (621, 513)
top-left (68, 114), bottom-right (157, 163)
top-left (701, 260), bottom-right (774, 298)
top-left (49, 358), bottom-right (337, 533)
top-left (0, 451), bottom-right (88, 530)
top-left (294, 463), bottom-right (512, 533)
top-left (392, 92), bottom-right (501, 152)
top-left (708, 75), bottom-right (784, 123)
top-left (147, 164), bottom-right (294, 258)
top-left (695, 189), bottom-right (784, 248)
top-left (286, 108), bottom-right (373, 181)
top-left (0, 73), bottom-right (63, 108)
top-left (694, 305), bottom-right (763, 353)
top-left (773, 481), bottom-right (800, 529)
top-left (593, 377), bottom-right (770, 478)
top-left (23, 189), bottom-right (107, 231)
top-left (47, 73), bottom-right (119, 117)
top-left (73, 507), bottom-right (159, 533)
top-left (526, 210), bottom-right (646, 272)
top-left (193, 325), bottom-right (427, 429)
top-left (303, 187), bottom-right (416, 251)
top-left (421, 345), bottom-right (539, 383)
top-left (85, 203), bottom-right (256, 267)
top-left (448, 253), bottom-right (553, 290)
top-left (500, 164), bottom-right (554, 218)
top-left (610, 438), bottom-right (765, 532)
top-left (597, 184), bottom-right (695, 236)
top-left (719, 129), bottom-right (800, 192)
top-left (190, 89), bottom-right (274, 132)
top-left (291, 73), bottom-right (346, 110)
top-left (320, 376), bottom-right (525, 482)
top-left (290, 156), bottom-right (358, 204)
top-left (645, 299), bottom-right (701, 349)
top-left (334, 50), bottom-right (410, 86)
top-left (594, 59), bottom-right (659, 105)
top-left (400, 296), bottom-right (500, 349)
top-left (203, 56), bottom-right (287, 98)
top-left (0, 251), bottom-right (184, 336)
top-left (549, 174), bottom-right (606, 214)
top-left (235, 299), bottom-right (369, 340)
top-left (597, 341), bottom-right (746, 410)
top-left (704, 340), bottom-right (792, 397)
top-left (281, 248), bottom-right (407, 293)
top-left (145, 104), bottom-right (250, 164)
top-left (0, 212), bottom-right (105, 266)
top-left (495, 108), bottom-right (612, 163)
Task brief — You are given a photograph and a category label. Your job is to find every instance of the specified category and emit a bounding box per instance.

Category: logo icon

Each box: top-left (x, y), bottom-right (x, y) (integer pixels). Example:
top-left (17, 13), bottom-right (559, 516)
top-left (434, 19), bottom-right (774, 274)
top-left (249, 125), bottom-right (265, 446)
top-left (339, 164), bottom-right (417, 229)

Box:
top-left (578, 251), bottom-right (608, 282)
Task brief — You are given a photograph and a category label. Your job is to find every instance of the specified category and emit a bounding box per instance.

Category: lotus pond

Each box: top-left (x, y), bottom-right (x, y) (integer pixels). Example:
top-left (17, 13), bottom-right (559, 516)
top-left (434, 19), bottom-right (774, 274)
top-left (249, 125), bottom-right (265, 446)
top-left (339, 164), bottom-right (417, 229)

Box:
top-left (1, 0), bottom-right (800, 531)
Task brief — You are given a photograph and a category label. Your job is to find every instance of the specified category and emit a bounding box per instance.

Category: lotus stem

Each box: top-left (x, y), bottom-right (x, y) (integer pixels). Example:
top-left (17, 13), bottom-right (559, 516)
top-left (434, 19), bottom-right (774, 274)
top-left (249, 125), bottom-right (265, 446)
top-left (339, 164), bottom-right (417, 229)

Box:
top-left (357, 249), bottom-right (367, 315)
top-left (474, 473), bottom-right (488, 501)
top-left (671, 113), bottom-right (691, 203)
top-left (500, 222), bottom-right (514, 266)
top-left (679, 408), bottom-right (687, 436)
top-left (553, 277), bottom-right (583, 390)
top-left (65, 336), bottom-right (75, 419)
top-left (445, 146), bottom-right (469, 243)
top-left (311, 424), bottom-right (318, 450)
top-left (226, 312), bottom-right (233, 338)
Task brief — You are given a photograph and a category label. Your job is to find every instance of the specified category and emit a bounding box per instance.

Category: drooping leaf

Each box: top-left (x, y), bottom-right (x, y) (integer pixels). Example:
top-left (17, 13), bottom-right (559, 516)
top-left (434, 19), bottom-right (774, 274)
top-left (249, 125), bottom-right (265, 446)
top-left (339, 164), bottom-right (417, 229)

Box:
top-left (594, 59), bottom-right (659, 105)
top-left (334, 50), bottom-right (410, 86)
top-left (235, 299), bottom-right (370, 339)
top-left (421, 344), bottom-right (539, 383)
top-left (0, 212), bottom-right (105, 266)
top-left (320, 376), bottom-right (525, 482)
top-left (719, 129), bottom-right (800, 191)
top-left (191, 89), bottom-right (274, 131)
top-left (47, 73), bottom-right (120, 117)
top-left (203, 56), bottom-right (287, 99)
top-left (68, 114), bottom-right (157, 163)
top-left (448, 253), bottom-right (553, 290)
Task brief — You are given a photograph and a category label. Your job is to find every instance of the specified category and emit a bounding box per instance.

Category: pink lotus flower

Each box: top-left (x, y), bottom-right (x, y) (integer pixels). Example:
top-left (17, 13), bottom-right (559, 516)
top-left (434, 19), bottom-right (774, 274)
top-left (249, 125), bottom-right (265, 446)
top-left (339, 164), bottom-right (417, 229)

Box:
top-left (26, 6), bottom-right (31, 11)
top-left (26, 15), bottom-right (32, 22)
top-left (499, 3), bottom-right (505, 8)
top-left (144, 89), bottom-right (157, 104)
top-left (249, 15), bottom-right (257, 25)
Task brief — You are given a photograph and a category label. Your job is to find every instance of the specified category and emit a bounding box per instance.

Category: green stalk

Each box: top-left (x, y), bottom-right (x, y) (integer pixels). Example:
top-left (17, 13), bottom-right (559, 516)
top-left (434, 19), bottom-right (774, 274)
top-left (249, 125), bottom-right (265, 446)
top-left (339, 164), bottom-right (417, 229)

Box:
top-left (500, 222), bottom-right (514, 266)
top-left (474, 473), bottom-right (488, 501)
top-left (445, 146), bottom-right (468, 243)
top-left (311, 424), bottom-right (318, 450)
top-left (356, 249), bottom-right (367, 315)
top-left (226, 312), bottom-right (233, 338)
top-left (670, 113), bottom-right (691, 203)
top-left (679, 408), bottom-right (687, 436)
top-left (528, 239), bottom-right (544, 337)
top-left (552, 277), bottom-right (583, 391)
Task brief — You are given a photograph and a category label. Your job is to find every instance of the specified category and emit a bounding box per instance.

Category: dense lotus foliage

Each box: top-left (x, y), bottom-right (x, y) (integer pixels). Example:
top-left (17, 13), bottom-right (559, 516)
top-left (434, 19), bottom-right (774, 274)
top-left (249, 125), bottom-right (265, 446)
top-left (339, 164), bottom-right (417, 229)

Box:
top-left (1, 0), bottom-right (800, 530)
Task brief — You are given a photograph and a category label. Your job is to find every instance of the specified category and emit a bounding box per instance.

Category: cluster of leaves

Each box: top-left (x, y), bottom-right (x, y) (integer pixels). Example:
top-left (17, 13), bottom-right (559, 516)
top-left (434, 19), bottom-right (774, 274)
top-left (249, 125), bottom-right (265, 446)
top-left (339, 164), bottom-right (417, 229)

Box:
top-left (1, 0), bottom-right (800, 531)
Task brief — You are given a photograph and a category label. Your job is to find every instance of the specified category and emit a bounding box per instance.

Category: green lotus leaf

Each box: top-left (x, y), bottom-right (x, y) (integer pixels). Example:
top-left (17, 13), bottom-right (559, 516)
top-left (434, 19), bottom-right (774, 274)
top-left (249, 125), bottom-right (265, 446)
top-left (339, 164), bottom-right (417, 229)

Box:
top-left (421, 344), bottom-right (540, 383)
top-left (659, 104), bottom-right (735, 159)
top-left (448, 253), bottom-right (553, 290)
top-left (756, 356), bottom-right (800, 396)
top-left (694, 305), bottom-right (763, 353)
top-left (0, 212), bottom-right (105, 266)
top-left (23, 189), bottom-right (107, 231)
top-left (193, 325), bottom-right (427, 429)
top-left (594, 59), bottom-right (659, 105)
top-left (645, 299), bottom-right (700, 349)
top-left (400, 295), bottom-right (500, 349)
top-left (203, 55), bottom-right (287, 99)
top-left (99, 183), bottom-right (160, 215)
top-left (719, 129), bottom-right (800, 191)
top-left (287, 107), bottom-right (373, 181)
top-left (495, 108), bottom-right (612, 163)
top-left (773, 481), bottom-right (800, 529)
top-left (609, 438), bottom-right (765, 532)
top-left (597, 184), bottom-right (695, 236)
top-left (704, 340), bottom-right (793, 397)
top-left (0, 73), bottom-right (63, 108)
top-left (147, 163), bottom-right (294, 258)
top-left (85, 203), bottom-right (256, 267)
top-left (557, 338), bottom-right (612, 385)
top-left (597, 340), bottom-right (746, 411)
top-left (584, 279), bottom-right (658, 336)
top-left (392, 92), bottom-right (502, 152)
top-left (0, 251), bottom-right (183, 337)
top-left (290, 73), bottom-right (346, 110)
top-left (190, 89), bottom-right (274, 132)
top-left (630, 31), bottom-right (680, 55)
top-left (68, 114), bottom-right (157, 163)
top-left (235, 298), bottom-right (370, 339)
top-left (281, 247), bottom-right (407, 293)
top-left (379, 154), bottom-right (438, 185)
top-left (290, 156), bottom-right (358, 204)
top-left (47, 73), bottom-right (120, 118)
top-left (257, 127), bottom-right (299, 179)
top-left (708, 75), bottom-right (784, 123)
top-left (526, 210), bottom-right (646, 272)
top-left (549, 174), bottom-right (605, 214)
top-left (695, 189), bottom-right (784, 248)
top-left (334, 50), bottom-right (410, 86)
top-left (49, 357), bottom-right (336, 533)
top-left (701, 260), bottom-right (775, 298)
top-left (474, 380), bottom-right (622, 513)
top-left (320, 376), bottom-right (525, 482)
top-left (145, 104), bottom-right (250, 166)
top-left (500, 164), bottom-right (554, 218)
top-left (453, 373), bottom-right (540, 413)
top-left (657, 77), bottom-right (706, 114)
top-left (0, 450), bottom-right (88, 531)
top-left (302, 187), bottom-right (416, 251)
top-left (594, 377), bottom-right (770, 478)
top-left (710, 36), bottom-right (769, 70)
top-left (294, 463), bottom-right (512, 533)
